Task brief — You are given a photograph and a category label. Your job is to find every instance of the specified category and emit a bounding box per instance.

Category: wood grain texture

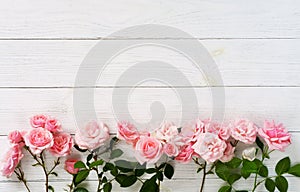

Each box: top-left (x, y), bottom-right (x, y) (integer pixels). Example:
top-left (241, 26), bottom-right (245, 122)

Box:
top-left (0, 0), bottom-right (299, 39)
top-left (0, 39), bottom-right (299, 87)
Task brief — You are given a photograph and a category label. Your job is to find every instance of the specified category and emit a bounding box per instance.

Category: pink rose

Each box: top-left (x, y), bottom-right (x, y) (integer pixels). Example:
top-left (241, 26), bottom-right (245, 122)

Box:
top-left (49, 132), bottom-right (73, 157)
top-left (230, 119), bottom-right (257, 144)
top-left (135, 136), bottom-right (163, 164)
top-left (75, 121), bottom-right (110, 150)
top-left (24, 127), bottom-right (54, 154)
top-left (258, 120), bottom-right (291, 151)
top-left (64, 159), bottom-right (79, 175)
top-left (117, 121), bottom-right (140, 145)
top-left (1, 144), bottom-right (24, 177)
top-left (207, 122), bottom-right (231, 140)
top-left (8, 130), bottom-right (24, 144)
top-left (163, 142), bottom-right (179, 157)
top-left (192, 132), bottom-right (227, 163)
top-left (45, 117), bottom-right (62, 133)
top-left (30, 114), bottom-right (48, 128)
top-left (175, 143), bottom-right (194, 163)
top-left (180, 119), bottom-right (209, 143)
top-left (220, 142), bottom-right (235, 163)
top-left (155, 122), bottom-right (179, 143)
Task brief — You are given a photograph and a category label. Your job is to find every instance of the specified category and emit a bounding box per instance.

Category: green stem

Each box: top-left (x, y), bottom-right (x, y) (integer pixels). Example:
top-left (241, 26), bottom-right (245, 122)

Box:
top-left (199, 162), bottom-right (207, 192)
top-left (39, 152), bottom-right (49, 192)
top-left (14, 167), bottom-right (31, 192)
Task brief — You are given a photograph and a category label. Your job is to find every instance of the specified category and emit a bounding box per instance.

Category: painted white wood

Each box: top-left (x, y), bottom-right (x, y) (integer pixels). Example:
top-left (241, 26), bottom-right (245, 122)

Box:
top-left (0, 0), bottom-right (299, 39)
top-left (0, 39), bottom-right (299, 87)
top-left (0, 87), bottom-right (299, 134)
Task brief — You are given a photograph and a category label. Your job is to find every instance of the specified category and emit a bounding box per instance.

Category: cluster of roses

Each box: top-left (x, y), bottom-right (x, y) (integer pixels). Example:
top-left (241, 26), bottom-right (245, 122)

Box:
top-left (117, 119), bottom-right (291, 165)
top-left (1, 115), bottom-right (73, 177)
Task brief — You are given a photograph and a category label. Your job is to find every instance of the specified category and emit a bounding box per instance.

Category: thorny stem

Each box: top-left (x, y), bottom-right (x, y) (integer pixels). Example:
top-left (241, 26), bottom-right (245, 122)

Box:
top-left (40, 152), bottom-right (49, 192)
top-left (14, 166), bottom-right (31, 192)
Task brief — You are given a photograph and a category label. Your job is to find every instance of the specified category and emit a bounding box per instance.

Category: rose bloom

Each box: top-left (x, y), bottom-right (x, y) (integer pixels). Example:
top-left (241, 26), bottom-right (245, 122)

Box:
top-left (64, 159), bottom-right (79, 175)
top-left (135, 136), bottom-right (163, 164)
top-left (155, 122), bottom-right (178, 143)
top-left (258, 120), bottom-right (291, 151)
top-left (1, 145), bottom-right (24, 177)
top-left (75, 121), bottom-right (110, 150)
top-left (175, 143), bottom-right (195, 163)
top-left (24, 127), bottom-right (54, 154)
top-left (230, 119), bottom-right (257, 144)
top-left (180, 119), bottom-right (209, 143)
top-left (192, 132), bottom-right (227, 163)
top-left (49, 132), bottom-right (73, 157)
top-left (45, 117), bottom-right (62, 133)
top-left (220, 142), bottom-right (235, 163)
top-left (206, 122), bottom-right (231, 140)
top-left (8, 130), bottom-right (24, 144)
top-left (163, 142), bottom-right (179, 157)
top-left (242, 147), bottom-right (256, 161)
top-left (117, 121), bottom-right (139, 145)
top-left (30, 114), bottom-right (48, 128)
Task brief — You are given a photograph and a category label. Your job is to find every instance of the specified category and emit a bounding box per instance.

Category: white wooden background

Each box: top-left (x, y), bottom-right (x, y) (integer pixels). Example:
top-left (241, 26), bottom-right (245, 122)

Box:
top-left (0, 0), bottom-right (300, 191)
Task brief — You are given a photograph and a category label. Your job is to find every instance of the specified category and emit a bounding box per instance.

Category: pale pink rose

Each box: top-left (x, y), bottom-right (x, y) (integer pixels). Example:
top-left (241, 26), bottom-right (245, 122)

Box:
top-left (230, 119), bottom-right (257, 144)
top-left (30, 114), bottom-right (48, 128)
top-left (1, 144), bottom-right (24, 177)
top-left (220, 142), bottom-right (235, 163)
top-left (117, 121), bottom-right (139, 145)
top-left (155, 122), bottom-right (179, 143)
top-left (163, 142), bottom-right (179, 157)
top-left (45, 117), bottom-right (62, 133)
top-left (8, 130), bottom-right (24, 144)
top-left (75, 121), bottom-right (110, 150)
top-left (258, 120), bottom-right (291, 151)
top-left (207, 122), bottom-right (231, 140)
top-left (24, 127), bottom-right (54, 154)
top-left (64, 159), bottom-right (79, 175)
top-left (180, 119), bottom-right (209, 142)
top-left (175, 143), bottom-right (194, 163)
top-left (192, 132), bottom-right (227, 163)
top-left (135, 136), bottom-right (163, 164)
top-left (49, 132), bottom-right (73, 157)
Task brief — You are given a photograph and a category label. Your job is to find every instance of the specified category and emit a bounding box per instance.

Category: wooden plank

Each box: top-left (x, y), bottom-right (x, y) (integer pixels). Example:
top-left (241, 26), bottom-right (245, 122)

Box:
top-left (0, 0), bottom-right (298, 39)
top-left (0, 87), bottom-right (299, 134)
top-left (0, 39), bottom-right (299, 87)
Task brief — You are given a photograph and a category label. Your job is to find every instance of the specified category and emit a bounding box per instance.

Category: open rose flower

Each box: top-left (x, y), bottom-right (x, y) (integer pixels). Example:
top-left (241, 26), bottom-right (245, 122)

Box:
top-left (207, 122), bottom-right (231, 140)
top-left (258, 120), bottom-right (291, 151)
top-left (163, 142), bottom-right (179, 157)
top-left (24, 127), bottom-right (54, 154)
top-left (1, 144), bottom-right (24, 177)
top-left (75, 121), bottom-right (110, 150)
top-left (8, 130), bottom-right (24, 144)
top-left (220, 142), bottom-right (235, 163)
top-left (49, 132), bottom-right (73, 157)
top-left (117, 121), bottom-right (139, 145)
top-left (64, 159), bottom-right (79, 175)
top-left (155, 122), bottom-right (179, 143)
top-left (175, 143), bottom-right (195, 163)
top-left (45, 117), bottom-right (62, 133)
top-left (30, 114), bottom-right (48, 128)
top-left (135, 136), bottom-right (163, 164)
top-left (192, 132), bottom-right (227, 163)
top-left (180, 119), bottom-right (209, 143)
top-left (230, 119), bottom-right (257, 144)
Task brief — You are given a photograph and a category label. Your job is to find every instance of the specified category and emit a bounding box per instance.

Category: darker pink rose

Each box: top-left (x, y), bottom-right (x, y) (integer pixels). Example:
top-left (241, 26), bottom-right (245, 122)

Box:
top-left (8, 130), bottom-right (24, 144)
top-left (30, 114), bottom-right (48, 128)
top-left (117, 121), bottom-right (140, 145)
top-left (64, 159), bottom-right (79, 175)
top-left (0, 144), bottom-right (24, 177)
top-left (175, 143), bottom-right (195, 163)
top-left (45, 117), bottom-right (62, 133)
top-left (135, 136), bottom-right (163, 164)
top-left (24, 127), bottom-right (54, 154)
top-left (163, 142), bottom-right (179, 157)
top-left (258, 120), bottom-right (291, 151)
top-left (49, 132), bottom-right (73, 157)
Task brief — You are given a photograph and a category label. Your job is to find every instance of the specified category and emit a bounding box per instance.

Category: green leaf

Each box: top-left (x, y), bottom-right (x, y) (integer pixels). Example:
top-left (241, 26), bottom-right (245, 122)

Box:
top-left (258, 165), bottom-right (268, 177)
top-left (74, 144), bottom-right (88, 153)
top-left (164, 164), bottom-right (174, 179)
top-left (48, 185), bottom-right (55, 192)
top-left (135, 168), bottom-right (145, 177)
top-left (265, 178), bottom-right (275, 192)
top-left (139, 176), bottom-right (159, 192)
top-left (275, 157), bottom-right (291, 175)
top-left (114, 160), bottom-right (136, 173)
top-left (110, 149), bottom-right (124, 159)
top-left (225, 157), bottom-right (242, 168)
top-left (116, 174), bottom-right (127, 185)
top-left (102, 176), bottom-right (108, 183)
top-left (197, 167), bottom-right (203, 173)
top-left (103, 162), bottom-right (115, 172)
top-left (242, 159), bottom-right (258, 173)
top-left (218, 185), bottom-right (232, 192)
top-left (74, 187), bottom-right (89, 192)
top-left (89, 160), bottom-right (104, 168)
top-left (74, 170), bottom-right (90, 186)
top-left (32, 163), bottom-right (41, 167)
top-left (74, 161), bottom-right (86, 169)
top-left (50, 172), bottom-right (58, 177)
top-left (215, 161), bottom-right (230, 181)
top-left (86, 154), bottom-right (93, 162)
top-left (241, 167), bottom-right (251, 179)
top-left (158, 163), bottom-right (167, 170)
top-left (103, 183), bottom-right (112, 192)
top-left (256, 137), bottom-right (264, 152)
top-left (288, 164), bottom-right (300, 177)
top-left (110, 167), bottom-right (119, 176)
top-left (120, 175), bottom-right (137, 187)
top-left (275, 176), bottom-right (288, 192)
top-left (145, 168), bottom-right (157, 174)
top-left (157, 171), bottom-right (164, 181)
top-left (228, 174), bottom-right (241, 185)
